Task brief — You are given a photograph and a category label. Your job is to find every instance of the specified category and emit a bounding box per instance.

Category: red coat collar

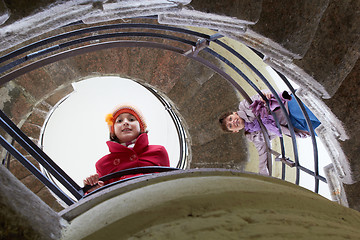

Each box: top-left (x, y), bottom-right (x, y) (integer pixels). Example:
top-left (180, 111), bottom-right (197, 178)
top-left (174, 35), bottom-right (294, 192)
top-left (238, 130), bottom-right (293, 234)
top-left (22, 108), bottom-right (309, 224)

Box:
top-left (106, 133), bottom-right (149, 154)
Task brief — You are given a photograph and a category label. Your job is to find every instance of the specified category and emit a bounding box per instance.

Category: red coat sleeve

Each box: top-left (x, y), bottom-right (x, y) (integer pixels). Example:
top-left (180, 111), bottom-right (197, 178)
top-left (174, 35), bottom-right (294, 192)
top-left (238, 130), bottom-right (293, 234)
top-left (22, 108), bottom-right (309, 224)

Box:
top-left (95, 156), bottom-right (106, 178)
top-left (141, 145), bottom-right (170, 167)
top-left (157, 145), bottom-right (170, 167)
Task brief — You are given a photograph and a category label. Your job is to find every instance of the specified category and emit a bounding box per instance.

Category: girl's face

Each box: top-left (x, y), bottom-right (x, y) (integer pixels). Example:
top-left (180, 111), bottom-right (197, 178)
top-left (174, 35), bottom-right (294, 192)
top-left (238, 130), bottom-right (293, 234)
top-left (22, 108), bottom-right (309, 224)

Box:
top-left (113, 113), bottom-right (141, 143)
top-left (224, 112), bottom-right (245, 132)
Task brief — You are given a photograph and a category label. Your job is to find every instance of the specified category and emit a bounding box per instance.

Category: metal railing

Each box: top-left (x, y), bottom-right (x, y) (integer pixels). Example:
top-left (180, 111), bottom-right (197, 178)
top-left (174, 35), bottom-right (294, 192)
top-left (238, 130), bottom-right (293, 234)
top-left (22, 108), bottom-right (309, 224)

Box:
top-left (82, 166), bottom-right (181, 196)
top-left (0, 18), bottom-right (326, 205)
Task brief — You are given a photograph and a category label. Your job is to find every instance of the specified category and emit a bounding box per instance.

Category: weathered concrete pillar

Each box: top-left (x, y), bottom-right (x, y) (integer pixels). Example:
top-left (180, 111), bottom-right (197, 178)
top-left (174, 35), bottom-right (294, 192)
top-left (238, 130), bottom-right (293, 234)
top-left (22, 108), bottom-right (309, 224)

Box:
top-left (0, 0), bottom-right (9, 25)
top-left (186, 0), bottom-right (262, 24)
top-left (343, 181), bottom-right (360, 212)
top-left (0, 0), bottom-right (188, 52)
top-left (251, 0), bottom-right (329, 59)
top-left (324, 60), bottom-right (360, 185)
top-left (159, 0), bottom-right (262, 33)
top-left (294, 0), bottom-right (360, 97)
top-left (0, 165), bottom-right (67, 240)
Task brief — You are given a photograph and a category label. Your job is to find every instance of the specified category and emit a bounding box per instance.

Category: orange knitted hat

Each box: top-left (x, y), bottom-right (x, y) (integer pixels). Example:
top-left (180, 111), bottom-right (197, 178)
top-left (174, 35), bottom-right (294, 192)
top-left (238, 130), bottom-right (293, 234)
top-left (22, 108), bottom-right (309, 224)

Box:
top-left (105, 105), bottom-right (147, 134)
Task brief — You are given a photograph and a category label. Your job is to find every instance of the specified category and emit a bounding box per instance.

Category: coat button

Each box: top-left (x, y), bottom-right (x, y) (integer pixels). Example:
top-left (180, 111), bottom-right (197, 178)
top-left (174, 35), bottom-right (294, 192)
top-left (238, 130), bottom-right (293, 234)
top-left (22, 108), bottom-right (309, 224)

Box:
top-left (129, 154), bottom-right (137, 161)
top-left (113, 158), bottom-right (120, 165)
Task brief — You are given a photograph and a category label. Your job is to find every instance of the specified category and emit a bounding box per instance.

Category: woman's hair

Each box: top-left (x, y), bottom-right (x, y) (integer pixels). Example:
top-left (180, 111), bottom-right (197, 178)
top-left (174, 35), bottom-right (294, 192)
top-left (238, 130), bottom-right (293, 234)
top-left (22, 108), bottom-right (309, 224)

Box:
top-left (218, 111), bottom-right (233, 132)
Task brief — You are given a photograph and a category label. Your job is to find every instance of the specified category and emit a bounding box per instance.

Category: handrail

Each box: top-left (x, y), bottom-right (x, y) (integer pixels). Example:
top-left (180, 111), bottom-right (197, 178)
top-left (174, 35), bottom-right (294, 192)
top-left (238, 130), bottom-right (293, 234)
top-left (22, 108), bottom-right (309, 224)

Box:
top-left (0, 20), bottom-right (326, 205)
top-left (208, 42), bottom-right (301, 181)
top-left (209, 40), bottom-right (324, 189)
top-left (0, 23), bottom-right (208, 65)
top-left (0, 40), bottom-right (186, 85)
top-left (276, 72), bottom-right (322, 190)
top-left (0, 31), bottom-right (196, 74)
top-left (82, 166), bottom-right (181, 194)
top-left (0, 110), bottom-right (83, 200)
top-left (142, 85), bottom-right (188, 169)
top-left (0, 134), bottom-right (75, 205)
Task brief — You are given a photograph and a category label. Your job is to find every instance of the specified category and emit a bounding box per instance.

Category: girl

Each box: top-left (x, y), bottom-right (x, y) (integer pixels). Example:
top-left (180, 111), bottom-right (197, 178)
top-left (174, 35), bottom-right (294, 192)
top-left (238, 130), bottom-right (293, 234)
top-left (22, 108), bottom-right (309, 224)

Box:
top-left (219, 90), bottom-right (320, 175)
top-left (84, 105), bottom-right (170, 191)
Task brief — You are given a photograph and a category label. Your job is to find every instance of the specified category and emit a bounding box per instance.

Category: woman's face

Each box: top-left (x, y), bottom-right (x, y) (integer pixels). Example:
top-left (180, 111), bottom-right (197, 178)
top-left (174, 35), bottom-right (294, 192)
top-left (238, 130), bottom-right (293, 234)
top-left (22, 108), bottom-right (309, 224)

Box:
top-left (224, 112), bottom-right (245, 132)
top-left (113, 113), bottom-right (141, 143)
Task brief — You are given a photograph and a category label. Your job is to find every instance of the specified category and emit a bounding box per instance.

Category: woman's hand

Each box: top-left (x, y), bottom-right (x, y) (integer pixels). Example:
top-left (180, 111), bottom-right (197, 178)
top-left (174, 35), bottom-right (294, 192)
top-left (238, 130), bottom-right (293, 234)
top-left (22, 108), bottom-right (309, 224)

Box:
top-left (83, 174), bottom-right (105, 193)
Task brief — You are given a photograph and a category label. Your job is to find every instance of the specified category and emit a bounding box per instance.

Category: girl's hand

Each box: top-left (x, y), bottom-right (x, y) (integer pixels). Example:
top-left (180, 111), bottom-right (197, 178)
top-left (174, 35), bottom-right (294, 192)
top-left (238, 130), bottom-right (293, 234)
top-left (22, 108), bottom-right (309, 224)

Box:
top-left (83, 174), bottom-right (105, 193)
top-left (83, 174), bottom-right (105, 187)
top-left (296, 129), bottom-right (311, 138)
top-left (261, 92), bottom-right (272, 103)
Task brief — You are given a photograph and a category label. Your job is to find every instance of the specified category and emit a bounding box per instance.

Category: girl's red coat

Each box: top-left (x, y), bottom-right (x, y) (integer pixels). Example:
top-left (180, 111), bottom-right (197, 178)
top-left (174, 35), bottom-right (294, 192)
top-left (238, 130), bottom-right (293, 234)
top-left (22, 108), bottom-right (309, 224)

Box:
top-left (95, 133), bottom-right (170, 184)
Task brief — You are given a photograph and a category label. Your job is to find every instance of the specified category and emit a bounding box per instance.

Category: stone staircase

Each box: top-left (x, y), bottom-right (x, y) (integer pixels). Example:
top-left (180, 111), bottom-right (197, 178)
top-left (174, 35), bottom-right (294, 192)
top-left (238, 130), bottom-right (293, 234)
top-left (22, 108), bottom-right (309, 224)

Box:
top-left (0, 0), bottom-right (359, 213)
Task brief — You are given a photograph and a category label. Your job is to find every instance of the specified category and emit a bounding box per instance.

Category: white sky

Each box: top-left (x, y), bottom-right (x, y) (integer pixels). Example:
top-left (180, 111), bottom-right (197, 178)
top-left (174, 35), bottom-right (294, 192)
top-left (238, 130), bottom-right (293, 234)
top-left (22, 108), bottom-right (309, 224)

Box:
top-left (42, 76), bottom-right (180, 189)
